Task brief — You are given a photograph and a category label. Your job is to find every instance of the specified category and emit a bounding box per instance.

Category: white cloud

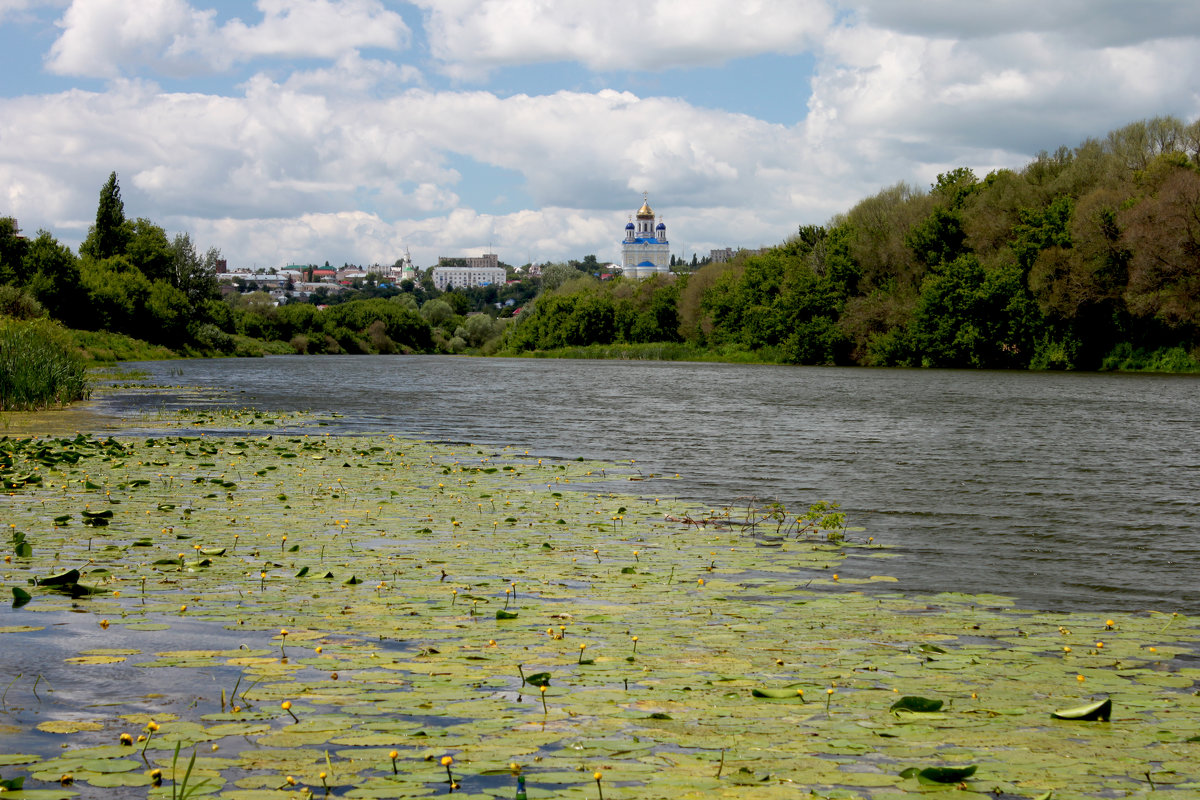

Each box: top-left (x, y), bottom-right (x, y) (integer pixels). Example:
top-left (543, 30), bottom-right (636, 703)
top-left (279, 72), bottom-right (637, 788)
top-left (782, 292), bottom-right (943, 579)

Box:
top-left (416, 0), bottom-right (833, 78)
top-left (8, 0), bottom-right (1200, 272)
top-left (219, 0), bottom-right (410, 60)
top-left (848, 0), bottom-right (1200, 48)
top-left (0, 69), bottom-right (821, 266)
top-left (45, 0), bottom-right (410, 77)
top-left (803, 10), bottom-right (1200, 190)
top-left (0, 0), bottom-right (64, 23)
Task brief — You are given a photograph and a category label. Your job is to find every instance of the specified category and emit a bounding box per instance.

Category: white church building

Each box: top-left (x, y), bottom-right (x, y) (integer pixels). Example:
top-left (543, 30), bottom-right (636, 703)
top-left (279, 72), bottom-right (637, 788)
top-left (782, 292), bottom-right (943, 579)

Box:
top-left (621, 195), bottom-right (670, 279)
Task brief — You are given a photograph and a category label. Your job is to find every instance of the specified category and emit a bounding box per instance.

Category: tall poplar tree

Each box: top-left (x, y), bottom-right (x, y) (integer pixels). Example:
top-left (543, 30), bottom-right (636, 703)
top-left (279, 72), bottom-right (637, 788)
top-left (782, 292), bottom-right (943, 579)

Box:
top-left (82, 171), bottom-right (129, 261)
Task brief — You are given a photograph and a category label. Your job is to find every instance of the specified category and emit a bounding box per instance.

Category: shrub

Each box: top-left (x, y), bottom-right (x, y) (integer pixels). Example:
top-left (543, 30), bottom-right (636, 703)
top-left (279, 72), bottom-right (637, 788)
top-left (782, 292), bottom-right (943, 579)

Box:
top-left (0, 285), bottom-right (44, 320)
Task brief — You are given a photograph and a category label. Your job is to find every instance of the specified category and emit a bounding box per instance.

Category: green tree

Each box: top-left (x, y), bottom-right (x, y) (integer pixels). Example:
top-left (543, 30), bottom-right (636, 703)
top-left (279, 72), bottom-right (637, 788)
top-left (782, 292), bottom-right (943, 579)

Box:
top-left (127, 219), bottom-right (174, 282)
top-left (81, 172), bottom-right (130, 261)
top-left (169, 233), bottom-right (220, 306)
top-left (420, 299), bottom-right (455, 327)
top-left (79, 260), bottom-right (151, 333)
top-left (541, 262), bottom-right (583, 291)
top-left (0, 217), bottom-right (30, 285)
top-left (143, 281), bottom-right (191, 344)
top-left (22, 231), bottom-right (85, 321)
top-left (910, 255), bottom-right (1039, 368)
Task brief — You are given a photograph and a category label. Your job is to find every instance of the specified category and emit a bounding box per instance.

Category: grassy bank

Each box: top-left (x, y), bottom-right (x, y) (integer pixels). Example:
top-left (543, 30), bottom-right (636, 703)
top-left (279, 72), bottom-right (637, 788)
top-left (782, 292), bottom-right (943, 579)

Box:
top-left (0, 317), bottom-right (89, 410)
top-left (1, 415), bottom-right (1197, 799)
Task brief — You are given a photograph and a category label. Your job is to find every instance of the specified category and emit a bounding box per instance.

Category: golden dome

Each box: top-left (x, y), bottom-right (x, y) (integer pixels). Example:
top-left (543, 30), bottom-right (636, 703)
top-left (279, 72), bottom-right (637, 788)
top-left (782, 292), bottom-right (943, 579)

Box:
top-left (636, 199), bottom-right (654, 218)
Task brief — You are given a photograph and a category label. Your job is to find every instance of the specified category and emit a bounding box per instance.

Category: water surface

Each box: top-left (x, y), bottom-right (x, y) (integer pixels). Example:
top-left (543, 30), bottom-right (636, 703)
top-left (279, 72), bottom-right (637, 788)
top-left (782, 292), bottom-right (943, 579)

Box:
top-left (87, 355), bottom-right (1200, 614)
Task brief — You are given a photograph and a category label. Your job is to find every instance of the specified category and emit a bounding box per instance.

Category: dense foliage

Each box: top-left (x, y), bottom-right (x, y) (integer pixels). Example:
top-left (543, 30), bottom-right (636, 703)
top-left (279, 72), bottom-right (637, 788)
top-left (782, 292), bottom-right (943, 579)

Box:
top-left (507, 116), bottom-right (1200, 371)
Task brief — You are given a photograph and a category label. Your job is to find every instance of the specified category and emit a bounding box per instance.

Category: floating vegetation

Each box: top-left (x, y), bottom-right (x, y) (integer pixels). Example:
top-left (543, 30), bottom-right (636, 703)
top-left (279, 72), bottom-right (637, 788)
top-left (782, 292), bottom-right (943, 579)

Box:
top-left (0, 416), bottom-right (1197, 799)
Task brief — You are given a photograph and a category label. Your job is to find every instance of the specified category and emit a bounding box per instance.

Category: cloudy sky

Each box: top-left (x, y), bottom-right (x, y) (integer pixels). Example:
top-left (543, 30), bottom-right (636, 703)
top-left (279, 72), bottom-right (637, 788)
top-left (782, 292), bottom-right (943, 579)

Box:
top-left (2, 1), bottom-right (1199, 269)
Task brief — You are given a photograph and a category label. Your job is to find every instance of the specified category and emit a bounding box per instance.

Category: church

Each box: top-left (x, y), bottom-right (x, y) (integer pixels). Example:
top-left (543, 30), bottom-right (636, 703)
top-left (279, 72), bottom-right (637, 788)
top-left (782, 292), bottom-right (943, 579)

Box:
top-left (621, 195), bottom-right (670, 279)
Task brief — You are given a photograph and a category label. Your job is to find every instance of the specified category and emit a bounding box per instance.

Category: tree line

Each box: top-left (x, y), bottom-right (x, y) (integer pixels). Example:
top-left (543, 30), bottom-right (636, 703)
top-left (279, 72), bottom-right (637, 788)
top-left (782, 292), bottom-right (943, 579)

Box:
top-left (505, 116), bottom-right (1200, 371)
top-left (3, 115), bottom-right (1198, 371)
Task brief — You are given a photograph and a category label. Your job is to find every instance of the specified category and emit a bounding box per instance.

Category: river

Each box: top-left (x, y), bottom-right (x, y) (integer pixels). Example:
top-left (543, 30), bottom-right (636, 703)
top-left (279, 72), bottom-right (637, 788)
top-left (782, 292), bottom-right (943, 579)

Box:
top-left (89, 355), bottom-right (1199, 615)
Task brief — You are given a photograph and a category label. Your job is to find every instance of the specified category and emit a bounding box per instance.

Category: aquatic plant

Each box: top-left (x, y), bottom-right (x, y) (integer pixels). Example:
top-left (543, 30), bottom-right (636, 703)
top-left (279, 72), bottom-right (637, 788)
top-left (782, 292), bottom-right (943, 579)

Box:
top-left (0, 423), bottom-right (1197, 798)
top-left (0, 318), bottom-right (89, 411)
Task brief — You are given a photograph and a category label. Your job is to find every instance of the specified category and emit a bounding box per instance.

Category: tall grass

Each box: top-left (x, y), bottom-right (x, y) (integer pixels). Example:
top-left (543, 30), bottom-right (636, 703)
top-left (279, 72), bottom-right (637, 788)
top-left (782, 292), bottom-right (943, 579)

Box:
top-left (0, 318), bottom-right (89, 410)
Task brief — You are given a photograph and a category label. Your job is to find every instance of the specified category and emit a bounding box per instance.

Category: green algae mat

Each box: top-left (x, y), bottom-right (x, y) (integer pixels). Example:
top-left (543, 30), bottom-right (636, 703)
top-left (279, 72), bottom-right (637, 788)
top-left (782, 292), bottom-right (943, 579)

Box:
top-left (2, 424), bottom-right (1198, 799)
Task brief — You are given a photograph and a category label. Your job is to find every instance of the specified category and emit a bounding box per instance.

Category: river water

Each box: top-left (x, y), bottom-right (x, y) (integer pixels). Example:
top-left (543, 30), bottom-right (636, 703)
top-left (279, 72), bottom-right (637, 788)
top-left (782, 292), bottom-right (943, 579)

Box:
top-left (92, 355), bottom-right (1199, 615)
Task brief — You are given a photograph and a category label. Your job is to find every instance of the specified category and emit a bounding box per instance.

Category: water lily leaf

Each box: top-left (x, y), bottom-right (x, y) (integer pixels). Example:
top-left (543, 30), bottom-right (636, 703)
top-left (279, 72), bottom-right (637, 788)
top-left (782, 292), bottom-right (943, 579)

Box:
top-left (39, 569), bottom-right (80, 586)
top-left (11, 586), bottom-right (32, 607)
top-left (751, 687), bottom-right (806, 699)
top-left (82, 771), bottom-right (154, 788)
top-left (36, 720), bottom-right (105, 734)
top-left (1050, 697), bottom-right (1111, 721)
top-left (890, 696), bottom-right (943, 713)
top-left (900, 765), bottom-right (977, 784)
top-left (64, 655), bottom-right (127, 665)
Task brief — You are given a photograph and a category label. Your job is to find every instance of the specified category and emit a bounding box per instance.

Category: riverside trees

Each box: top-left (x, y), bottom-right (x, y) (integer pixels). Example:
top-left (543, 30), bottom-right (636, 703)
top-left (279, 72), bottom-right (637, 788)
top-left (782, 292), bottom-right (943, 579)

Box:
top-left (1, 172), bottom-right (232, 353)
top-left (505, 115), bottom-right (1199, 371)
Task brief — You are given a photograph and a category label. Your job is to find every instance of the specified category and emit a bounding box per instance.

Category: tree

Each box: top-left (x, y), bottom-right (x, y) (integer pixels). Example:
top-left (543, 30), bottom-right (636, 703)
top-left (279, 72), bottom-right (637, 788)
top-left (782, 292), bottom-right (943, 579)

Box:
top-left (540, 263), bottom-right (581, 292)
top-left (169, 232), bottom-right (220, 306)
top-left (910, 255), bottom-right (1039, 368)
top-left (420, 299), bottom-right (455, 327)
top-left (22, 231), bottom-right (85, 321)
top-left (81, 172), bottom-right (130, 261)
top-left (127, 219), bottom-right (173, 282)
top-left (0, 217), bottom-right (30, 285)
top-left (1121, 166), bottom-right (1200, 329)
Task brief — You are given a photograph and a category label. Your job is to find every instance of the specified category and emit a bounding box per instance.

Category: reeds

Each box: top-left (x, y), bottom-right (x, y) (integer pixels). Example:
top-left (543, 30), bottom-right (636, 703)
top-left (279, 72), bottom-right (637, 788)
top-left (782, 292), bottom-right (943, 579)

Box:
top-left (0, 319), bottom-right (88, 410)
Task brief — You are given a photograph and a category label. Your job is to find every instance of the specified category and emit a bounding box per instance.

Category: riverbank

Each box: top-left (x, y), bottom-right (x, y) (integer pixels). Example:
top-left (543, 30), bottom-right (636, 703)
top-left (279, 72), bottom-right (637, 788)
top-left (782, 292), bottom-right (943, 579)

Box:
top-left (49, 321), bottom-right (1200, 374)
top-left (2, 412), bottom-right (1198, 799)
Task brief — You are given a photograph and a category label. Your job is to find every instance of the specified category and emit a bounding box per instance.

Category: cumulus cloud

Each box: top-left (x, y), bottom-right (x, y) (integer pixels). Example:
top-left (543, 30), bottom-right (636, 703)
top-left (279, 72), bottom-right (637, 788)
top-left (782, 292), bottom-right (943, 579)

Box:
top-left (0, 0), bottom-right (62, 23)
top-left (45, 0), bottom-right (410, 78)
top-left (805, 14), bottom-right (1200, 175)
top-left (416, 0), bottom-right (833, 78)
top-left (850, 0), bottom-right (1200, 48)
top-left (7, 0), bottom-right (1200, 270)
top-left (0, 69), bottom-right (818, 265)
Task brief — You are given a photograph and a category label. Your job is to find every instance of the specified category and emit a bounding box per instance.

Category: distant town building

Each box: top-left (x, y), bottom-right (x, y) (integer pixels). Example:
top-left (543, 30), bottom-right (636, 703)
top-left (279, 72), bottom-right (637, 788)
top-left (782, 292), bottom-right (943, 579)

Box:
top-left (621, 195), bottom-right (670, 279)
top-left (710, 247), bottom-right (768, 264)
top-left (432, 253), bottom-right (504, 290)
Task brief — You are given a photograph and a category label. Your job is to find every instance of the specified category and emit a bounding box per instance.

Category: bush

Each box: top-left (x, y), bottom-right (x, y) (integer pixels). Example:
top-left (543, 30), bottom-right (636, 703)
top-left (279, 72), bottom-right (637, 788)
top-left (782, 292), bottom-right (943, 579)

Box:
top-left (0, 318), bottom-right (89, 410)
top-left (1100, 343), bottom-right (1200, 372)
top-left (0, 285), bottom-right (44, 320)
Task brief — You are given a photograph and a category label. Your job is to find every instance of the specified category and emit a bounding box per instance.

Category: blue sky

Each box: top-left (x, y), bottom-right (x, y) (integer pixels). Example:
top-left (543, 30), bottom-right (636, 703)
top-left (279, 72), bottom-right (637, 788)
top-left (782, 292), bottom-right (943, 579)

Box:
top-left (2, 1), bottom-right (1199, 269)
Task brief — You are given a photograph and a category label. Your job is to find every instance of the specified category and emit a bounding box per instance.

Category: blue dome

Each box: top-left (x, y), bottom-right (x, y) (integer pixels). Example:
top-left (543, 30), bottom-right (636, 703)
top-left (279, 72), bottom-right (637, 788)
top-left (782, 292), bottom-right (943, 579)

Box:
top-left (638, 260), bottom-right (655, 267)
top-left (657, 222), bottom-right (665, 229)
top-left (625, 222), bottom-right (635, 229)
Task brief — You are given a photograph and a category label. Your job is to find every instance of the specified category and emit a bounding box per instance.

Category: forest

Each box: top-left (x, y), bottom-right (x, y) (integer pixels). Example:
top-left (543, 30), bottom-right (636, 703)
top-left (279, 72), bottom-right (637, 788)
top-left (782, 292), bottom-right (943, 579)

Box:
top-left (507, 116), bottom-right (1200, 371)
top-left (2, 115), bottom-right (1199, 401)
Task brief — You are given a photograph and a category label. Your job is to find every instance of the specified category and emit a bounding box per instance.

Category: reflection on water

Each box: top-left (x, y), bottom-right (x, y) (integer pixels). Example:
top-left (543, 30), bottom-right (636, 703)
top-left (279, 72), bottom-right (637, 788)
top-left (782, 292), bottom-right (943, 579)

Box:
top-left (79, 355), bottom-right (1200, 614)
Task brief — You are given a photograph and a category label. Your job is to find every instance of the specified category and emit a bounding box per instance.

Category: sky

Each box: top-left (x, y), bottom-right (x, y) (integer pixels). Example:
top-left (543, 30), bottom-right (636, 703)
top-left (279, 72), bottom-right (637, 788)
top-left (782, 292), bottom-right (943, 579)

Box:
top-left (2, 1), bottom-right (1199, 270)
